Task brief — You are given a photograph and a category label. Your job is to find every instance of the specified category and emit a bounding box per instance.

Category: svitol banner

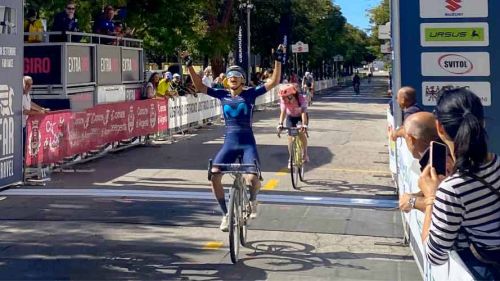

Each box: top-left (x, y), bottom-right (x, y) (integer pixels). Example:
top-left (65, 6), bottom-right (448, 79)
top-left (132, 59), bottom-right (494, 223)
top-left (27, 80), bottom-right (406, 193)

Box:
top-left (96, 45), bottom-right (122, 85)
top-left (0, 0), bottom-right (23, 186)
top-left (66, 45), bottom-right (93, 84)
top-left (25, 99), bottom-right (168, 166)
top-left (121, 48), bottom-right (141, 82)
top-left (24, 45), bottom-right (62, 85)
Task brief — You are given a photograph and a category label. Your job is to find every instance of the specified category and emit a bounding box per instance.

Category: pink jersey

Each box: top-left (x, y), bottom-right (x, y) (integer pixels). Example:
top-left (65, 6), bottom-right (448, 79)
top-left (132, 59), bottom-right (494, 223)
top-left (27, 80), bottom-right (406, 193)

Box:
top-left (280, 94), bottom-right (307, 117)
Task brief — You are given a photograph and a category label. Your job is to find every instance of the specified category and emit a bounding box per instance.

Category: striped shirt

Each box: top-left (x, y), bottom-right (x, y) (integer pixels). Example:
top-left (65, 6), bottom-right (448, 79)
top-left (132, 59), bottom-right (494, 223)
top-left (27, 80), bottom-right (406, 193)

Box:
top-left (426, 154), bottom-right (500, 265)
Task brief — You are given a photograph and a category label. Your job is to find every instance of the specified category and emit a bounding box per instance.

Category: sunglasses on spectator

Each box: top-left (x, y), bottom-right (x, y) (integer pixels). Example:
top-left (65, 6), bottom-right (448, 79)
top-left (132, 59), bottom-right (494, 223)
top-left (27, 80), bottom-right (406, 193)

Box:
top-left (226, 71), bottom-right (243, 78)
top-left (66, 6), bottom-right (76, 10)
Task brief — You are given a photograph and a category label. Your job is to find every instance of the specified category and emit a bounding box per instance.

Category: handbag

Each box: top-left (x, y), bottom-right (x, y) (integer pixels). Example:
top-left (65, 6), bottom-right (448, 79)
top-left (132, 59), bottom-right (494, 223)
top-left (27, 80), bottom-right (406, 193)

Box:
top-left (462, 172), bottom-right (500, 267)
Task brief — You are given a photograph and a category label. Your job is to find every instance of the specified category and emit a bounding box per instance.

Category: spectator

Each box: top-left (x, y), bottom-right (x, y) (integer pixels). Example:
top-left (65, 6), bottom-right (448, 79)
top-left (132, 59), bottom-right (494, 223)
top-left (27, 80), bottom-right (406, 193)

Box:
top-left (24, 8), bottom-right (44, 43)
top-left (419, 88), bottom-right (500, 280)
top-left (22, 76), bottom-right (48, 155)
top-left (157, 72), bottom-right (176, 100)
top-left (202, 67), bottom-right (213, 88)
top-left (94, 5), bottom-right (116, 44)
top-left (213, 73), bottom-right (226, 89)
top-left (390, 86), bottom-right (422, 141)
top-left (51, 0), bottom-right (79, 42)
top-left (399, 112), bottom-right (441, 213)
top-left (144, 72), bottom-right (160, 99)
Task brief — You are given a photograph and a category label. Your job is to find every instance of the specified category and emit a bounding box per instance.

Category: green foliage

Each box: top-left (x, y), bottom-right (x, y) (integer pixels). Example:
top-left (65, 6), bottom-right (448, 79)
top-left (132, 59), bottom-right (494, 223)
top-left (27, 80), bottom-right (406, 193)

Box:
top-left (26, 0), bottom-right (376, 72)
top-left (367, 0), bottom-right (390, 59)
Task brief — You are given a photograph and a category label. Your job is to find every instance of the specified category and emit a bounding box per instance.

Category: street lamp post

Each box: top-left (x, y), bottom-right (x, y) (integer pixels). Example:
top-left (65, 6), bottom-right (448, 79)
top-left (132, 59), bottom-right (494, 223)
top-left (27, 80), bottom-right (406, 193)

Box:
top-left (239, 0), bottom-right (254, 84)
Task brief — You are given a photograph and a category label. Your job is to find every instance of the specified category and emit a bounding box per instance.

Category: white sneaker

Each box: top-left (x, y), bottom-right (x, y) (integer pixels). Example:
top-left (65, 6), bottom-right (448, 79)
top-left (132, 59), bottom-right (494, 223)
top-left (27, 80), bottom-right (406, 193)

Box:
top-left (250, 200), bottom-right (258, 219)
top-left (220, 215), bottom-right (229, 232)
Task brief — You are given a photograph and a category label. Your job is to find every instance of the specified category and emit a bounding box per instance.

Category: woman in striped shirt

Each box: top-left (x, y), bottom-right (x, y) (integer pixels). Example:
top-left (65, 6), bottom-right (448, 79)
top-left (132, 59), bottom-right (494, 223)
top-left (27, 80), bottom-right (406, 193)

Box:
top-left (418, 88), bottom-right (500, 279)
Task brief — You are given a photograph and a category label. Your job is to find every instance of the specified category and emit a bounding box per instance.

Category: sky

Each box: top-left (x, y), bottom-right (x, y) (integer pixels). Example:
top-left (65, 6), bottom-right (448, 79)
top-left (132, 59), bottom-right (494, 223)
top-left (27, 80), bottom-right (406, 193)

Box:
top-left (334, 0), bottom-right (382, 32)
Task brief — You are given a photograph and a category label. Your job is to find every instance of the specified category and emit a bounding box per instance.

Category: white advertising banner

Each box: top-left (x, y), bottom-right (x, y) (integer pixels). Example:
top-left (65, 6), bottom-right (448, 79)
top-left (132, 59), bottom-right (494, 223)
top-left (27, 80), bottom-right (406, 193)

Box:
top-left (168, 94), bottom-right (221, 131)
top-left (422, 81), bottom-right (491, 106)
top-left (421, 52), bottom-right (490, 77)
top-left (420, 22), bottom-right (489, 47)
top-left (97, 85), bottom-right (126, 104)
top-left (420, 0), bottom-right (488, 18)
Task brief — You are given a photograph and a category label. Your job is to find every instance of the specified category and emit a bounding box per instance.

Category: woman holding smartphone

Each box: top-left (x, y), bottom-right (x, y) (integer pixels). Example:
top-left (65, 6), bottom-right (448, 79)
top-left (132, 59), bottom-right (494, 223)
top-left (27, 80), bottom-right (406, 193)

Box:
top-left (418, 87), bottom-right (500, 279)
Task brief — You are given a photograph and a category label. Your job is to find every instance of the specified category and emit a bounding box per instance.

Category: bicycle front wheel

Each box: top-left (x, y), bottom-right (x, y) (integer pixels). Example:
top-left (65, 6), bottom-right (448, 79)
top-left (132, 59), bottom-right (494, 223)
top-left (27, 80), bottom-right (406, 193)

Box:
top-left (291, 138), bottom-right (302, 190)
top-left (228, 187), bottom-right (240, 264)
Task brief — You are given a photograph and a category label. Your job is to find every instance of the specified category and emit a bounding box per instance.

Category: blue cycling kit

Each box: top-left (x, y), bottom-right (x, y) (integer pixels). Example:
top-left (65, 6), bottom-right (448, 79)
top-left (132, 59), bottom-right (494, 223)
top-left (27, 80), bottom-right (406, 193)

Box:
top-left (207, 85), bottom-right (267, 171)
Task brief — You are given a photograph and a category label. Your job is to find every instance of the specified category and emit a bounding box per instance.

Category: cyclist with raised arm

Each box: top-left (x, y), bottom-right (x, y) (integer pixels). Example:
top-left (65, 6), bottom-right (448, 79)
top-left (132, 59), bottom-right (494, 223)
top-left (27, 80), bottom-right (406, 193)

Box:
top-left (181, 45), bottom-right (284, 232)
top-left (302, 72), bottom-right (314, 105)
top-left (277, 83), bottom-right (309, 167)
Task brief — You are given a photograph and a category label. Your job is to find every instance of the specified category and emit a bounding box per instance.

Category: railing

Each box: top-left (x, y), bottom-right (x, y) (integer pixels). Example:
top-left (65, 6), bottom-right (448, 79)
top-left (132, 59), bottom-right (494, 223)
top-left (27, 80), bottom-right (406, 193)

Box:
top-left (24, 31), bottom-right (142, 48)
top-left (24, 79), bottom-right (337, 182)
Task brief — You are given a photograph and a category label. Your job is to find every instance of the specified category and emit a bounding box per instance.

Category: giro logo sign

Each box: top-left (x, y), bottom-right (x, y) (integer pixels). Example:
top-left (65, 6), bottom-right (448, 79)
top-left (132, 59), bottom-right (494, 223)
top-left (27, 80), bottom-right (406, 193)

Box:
top-left (420, 0), bottom-right (488, 18)
top-left (421, 23), bottom-right (489, 46)
top-left (421, 52), bottom-right (490, 77)
top-left (438, 54), bottom-right (472, 74)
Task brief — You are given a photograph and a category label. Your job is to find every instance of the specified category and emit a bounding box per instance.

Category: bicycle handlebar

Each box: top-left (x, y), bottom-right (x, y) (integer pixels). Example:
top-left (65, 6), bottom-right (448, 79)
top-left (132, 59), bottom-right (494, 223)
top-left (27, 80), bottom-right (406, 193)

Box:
top-left (208, 159), bottom-right (262, 179)
top-left (277, 126), bottom-right (309, 138)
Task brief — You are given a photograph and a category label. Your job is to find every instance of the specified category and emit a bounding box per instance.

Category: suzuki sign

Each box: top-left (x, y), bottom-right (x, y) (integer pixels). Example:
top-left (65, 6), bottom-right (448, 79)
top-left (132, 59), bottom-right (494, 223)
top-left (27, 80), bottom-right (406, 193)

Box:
top-left (420, 0), bottom-right (488, 18)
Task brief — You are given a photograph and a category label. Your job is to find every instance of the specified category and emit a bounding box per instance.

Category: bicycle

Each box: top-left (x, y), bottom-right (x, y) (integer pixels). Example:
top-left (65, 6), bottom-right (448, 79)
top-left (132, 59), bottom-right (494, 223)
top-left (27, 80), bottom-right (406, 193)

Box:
top-left (304, 87), bottom-right (313, 106)
top-left (278, 127), bottom-right (308, 189)
top-left (207, 159), bottom-right (261, 264)
top-left (353, 83), bottom-right (360, 95)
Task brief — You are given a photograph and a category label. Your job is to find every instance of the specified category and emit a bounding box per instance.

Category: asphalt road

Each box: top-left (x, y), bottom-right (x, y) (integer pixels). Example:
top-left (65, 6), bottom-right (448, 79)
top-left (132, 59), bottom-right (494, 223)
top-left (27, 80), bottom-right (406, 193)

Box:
top-left (0, 77), bottom-right (421, 280)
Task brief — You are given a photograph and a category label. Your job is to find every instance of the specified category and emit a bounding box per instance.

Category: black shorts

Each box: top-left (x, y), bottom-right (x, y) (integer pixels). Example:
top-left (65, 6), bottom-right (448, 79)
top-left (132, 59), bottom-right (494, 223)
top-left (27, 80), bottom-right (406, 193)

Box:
top-left (286, 116), bottom-right (302, 135)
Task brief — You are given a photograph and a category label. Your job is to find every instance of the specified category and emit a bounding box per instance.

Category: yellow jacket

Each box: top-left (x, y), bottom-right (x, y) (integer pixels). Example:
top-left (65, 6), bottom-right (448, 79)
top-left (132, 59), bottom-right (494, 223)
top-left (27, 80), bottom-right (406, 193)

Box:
top-left (24, 19), bottom-right (44, 43)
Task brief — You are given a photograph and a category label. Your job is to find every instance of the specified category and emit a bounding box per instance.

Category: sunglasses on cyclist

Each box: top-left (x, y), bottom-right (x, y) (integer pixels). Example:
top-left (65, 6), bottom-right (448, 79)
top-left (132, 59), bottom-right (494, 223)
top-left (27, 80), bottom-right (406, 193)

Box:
top-left (226, 71), bottom-right (243, 78)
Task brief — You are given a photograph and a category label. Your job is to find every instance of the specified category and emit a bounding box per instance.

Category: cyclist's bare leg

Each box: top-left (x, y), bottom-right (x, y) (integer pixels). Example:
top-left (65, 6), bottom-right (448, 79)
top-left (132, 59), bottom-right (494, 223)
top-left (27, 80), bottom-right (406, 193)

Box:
top-left (287, 136), bottom-right (293, 161)
top-left (210, 168), bottom-right (227, 215)
top-left (299, 132), bottom-right (308, 161)
top-left (245, 174), bottom-right (261, 201)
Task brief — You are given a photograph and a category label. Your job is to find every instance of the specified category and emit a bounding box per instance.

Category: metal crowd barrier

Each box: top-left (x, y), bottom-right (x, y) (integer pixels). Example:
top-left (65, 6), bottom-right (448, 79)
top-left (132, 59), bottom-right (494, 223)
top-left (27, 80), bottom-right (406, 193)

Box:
top-left (24, 80), bottom-right (337, 184)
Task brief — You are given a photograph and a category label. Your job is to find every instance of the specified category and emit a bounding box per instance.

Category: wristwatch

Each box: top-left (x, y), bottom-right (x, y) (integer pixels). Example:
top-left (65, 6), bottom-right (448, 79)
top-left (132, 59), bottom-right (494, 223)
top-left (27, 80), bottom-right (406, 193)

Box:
top-left (408, 197), bottom-right (417, 209)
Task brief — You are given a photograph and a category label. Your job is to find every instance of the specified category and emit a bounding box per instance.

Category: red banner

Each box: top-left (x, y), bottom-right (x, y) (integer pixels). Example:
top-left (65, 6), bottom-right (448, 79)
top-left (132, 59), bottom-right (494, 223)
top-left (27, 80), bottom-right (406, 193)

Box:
top-left (25, 99), bottom-right (168, 166)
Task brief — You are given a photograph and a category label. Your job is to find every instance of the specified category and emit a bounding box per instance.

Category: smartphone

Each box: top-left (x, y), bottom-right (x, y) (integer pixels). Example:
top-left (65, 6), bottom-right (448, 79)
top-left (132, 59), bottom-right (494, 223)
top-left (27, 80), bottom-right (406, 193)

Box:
top-left (430, 141), bottom-right (447, 176)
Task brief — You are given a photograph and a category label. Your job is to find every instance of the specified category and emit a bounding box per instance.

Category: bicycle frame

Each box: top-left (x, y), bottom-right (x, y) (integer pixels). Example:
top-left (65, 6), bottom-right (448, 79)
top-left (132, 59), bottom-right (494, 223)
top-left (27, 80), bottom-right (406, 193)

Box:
top-left (278, 127), bottom-right (308, 189)
top-left (208, 160), bottom-right (261, 264)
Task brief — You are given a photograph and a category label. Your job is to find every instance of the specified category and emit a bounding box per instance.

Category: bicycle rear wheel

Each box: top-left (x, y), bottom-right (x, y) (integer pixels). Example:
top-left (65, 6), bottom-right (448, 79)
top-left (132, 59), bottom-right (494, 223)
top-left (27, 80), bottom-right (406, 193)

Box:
top-left (228, 187), bottom-right (240, 264)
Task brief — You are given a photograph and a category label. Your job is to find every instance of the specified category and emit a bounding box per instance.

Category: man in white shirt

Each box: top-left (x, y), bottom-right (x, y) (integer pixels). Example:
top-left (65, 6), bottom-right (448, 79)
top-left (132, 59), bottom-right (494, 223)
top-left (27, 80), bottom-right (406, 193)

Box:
top-left (202, 67), bottom-right (213, 88)
top-left (22, 76), bottom-right (48, 156)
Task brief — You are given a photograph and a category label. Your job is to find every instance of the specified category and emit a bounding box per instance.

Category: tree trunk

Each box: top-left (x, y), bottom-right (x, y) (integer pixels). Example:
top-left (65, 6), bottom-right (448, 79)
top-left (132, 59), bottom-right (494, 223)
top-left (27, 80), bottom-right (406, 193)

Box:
top-left (211, 56), bottom-right (225, 78)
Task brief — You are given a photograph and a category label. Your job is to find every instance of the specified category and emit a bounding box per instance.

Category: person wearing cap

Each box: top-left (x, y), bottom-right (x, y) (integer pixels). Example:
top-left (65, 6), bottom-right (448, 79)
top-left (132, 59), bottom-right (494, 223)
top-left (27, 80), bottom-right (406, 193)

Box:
top-left (157, 72), bottom-right (176, 99)
top-left (277, 83), bottom-right (309, 167)
top-left (181, 44), bottom-right (285, 232)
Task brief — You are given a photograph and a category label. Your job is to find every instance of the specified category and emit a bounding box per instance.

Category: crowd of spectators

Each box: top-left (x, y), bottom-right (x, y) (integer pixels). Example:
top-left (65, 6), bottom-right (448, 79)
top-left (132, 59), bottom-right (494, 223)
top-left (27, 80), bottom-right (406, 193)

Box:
top-left (392, 85), bottom-right (500, 279)
top-left (24, 0), bottom-right (134, 45)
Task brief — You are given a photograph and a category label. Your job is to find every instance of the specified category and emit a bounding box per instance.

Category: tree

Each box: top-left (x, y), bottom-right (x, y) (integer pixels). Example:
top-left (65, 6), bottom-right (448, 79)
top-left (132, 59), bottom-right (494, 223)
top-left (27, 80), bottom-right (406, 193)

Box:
top-left (367, 0), bottom-right (390, 59)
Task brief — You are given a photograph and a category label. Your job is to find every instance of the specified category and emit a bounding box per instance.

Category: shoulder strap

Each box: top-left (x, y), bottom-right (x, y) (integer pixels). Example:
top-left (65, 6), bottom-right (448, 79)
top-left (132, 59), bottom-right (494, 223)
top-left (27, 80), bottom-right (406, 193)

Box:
top-left (466, 172), bottom-right (500, 197)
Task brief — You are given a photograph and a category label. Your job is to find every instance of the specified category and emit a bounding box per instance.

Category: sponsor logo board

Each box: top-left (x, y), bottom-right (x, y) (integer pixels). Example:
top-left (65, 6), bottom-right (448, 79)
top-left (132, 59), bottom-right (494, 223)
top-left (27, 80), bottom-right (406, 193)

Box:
top-left (421, 23), bottom-right (489, 47)
top-left (420, 0), bottom-right (488, 18)
top-left (421, 52), bottom-right (490, 77)
top-left (422, 82), bottom-right (491, 106)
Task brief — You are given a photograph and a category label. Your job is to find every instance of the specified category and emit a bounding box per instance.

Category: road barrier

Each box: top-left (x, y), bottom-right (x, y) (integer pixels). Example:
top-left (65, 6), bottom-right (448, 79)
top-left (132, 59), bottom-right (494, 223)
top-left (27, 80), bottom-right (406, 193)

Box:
top-left (24, 79), bottom-right (336, 183)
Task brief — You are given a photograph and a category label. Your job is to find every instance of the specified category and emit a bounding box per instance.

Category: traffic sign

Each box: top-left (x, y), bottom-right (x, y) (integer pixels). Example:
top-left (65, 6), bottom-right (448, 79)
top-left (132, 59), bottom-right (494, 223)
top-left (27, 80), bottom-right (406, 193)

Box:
top-left (291, 41), bottom-right (309, 53)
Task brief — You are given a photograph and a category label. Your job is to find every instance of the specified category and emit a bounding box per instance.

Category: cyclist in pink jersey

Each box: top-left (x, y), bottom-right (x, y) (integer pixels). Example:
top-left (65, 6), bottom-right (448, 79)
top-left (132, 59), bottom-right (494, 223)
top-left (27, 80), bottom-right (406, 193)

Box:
top-left (277, 83), bottom-right (309, 166)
